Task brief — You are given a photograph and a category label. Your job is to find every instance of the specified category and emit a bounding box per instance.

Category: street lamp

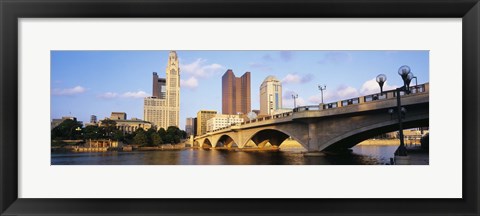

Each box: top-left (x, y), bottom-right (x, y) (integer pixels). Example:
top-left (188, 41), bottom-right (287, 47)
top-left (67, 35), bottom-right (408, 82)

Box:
top-left (292, 94), bottom-right (298, 109)
top-left (376, 74), bottom-right (387, 95)
top-left (318, 84), bottom-right (326, 104)
top-left (398, 65), bottom-right (413, 93)
top-left (377, 65), bottom-right (416, 159)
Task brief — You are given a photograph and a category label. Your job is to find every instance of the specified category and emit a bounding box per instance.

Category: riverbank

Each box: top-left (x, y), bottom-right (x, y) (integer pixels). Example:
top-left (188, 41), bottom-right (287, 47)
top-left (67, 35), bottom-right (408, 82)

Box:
top-left (404, 146), bottom-right (429, 165)
top-left (52, 143), bottom-right (187, 152)
top-left (358, 139), bottom-right (420, 146)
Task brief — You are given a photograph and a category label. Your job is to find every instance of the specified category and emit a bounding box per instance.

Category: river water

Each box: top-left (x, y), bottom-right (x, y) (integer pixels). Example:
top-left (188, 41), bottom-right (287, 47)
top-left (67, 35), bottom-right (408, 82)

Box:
top-left (51, 145), bottom-right (410, 165)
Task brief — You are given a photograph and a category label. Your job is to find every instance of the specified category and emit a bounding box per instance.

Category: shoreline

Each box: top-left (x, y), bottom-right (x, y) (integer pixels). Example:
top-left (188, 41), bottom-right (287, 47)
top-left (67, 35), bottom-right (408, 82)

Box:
top-left (357, 139), bottom-right (420, 146)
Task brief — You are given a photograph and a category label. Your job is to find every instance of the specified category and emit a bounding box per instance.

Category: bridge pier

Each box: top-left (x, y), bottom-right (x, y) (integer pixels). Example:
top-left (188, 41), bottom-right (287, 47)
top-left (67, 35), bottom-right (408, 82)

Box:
top-left (307, 123), bottom-right (321, 153)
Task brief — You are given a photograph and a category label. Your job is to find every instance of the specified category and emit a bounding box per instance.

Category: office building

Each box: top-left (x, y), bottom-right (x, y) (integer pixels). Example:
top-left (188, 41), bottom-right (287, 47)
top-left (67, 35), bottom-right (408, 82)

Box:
top-left (206, 114), bottom-right (244, 132)
top-left (222, 69), bottom-right (251, 115)
top-left (185, 117), bottom-right (195, 137)
top-left (196, 110), bottom-right (217, 136)
top-left (260, 75), bottom-right (282, 115)
top-left (99, 115), bottom-right (153, 134)
top-left (144, 51), bottom-right (181, 130)
top-left (152, 72), bottom-right (166, 99)
top-left (110, 112), bottom-right (127, 120)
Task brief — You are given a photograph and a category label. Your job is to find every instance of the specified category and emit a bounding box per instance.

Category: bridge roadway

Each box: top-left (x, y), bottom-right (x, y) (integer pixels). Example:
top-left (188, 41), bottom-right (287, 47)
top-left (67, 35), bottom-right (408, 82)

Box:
top-left (194, 84), bottom-right (429, 152)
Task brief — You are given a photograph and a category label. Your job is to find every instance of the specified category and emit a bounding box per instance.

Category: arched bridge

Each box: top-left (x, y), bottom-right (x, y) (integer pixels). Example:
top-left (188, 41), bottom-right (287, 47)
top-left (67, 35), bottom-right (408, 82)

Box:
top-left (195, 84), bottom-right (429, 152)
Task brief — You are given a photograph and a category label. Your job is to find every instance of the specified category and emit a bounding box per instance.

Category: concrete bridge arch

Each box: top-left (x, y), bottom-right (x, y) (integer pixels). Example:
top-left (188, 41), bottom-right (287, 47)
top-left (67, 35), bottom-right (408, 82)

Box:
top-left (240, 126), bottom-right (309, 149)
top-left (211, 134), bottom-right (240, 148)
top-left (320, 114), bottom-right (428, 151)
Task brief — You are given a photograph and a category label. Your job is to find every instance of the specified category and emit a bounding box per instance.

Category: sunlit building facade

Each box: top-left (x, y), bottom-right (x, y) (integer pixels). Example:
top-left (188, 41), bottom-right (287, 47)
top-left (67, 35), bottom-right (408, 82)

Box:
top-left (206, 114), bottom-right (244, 132)
top-left (196, 110), bottom-right (217, 136)
top-left (144, 51), bottom-right (181, 130)
top-left (222, 69), bottom-right (251, 115)
top-left (260, 75), bottom-right (282, 115)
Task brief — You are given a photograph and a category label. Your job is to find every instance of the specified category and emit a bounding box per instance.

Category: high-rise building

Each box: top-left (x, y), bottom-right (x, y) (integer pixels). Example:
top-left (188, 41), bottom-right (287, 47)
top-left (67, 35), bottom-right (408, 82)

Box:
top-left (196, 110), bottom-right (217, 136)
top-left (222, 69), bottom-right (251, 115)
top-left (144, 51), bottom-right (181, 130)
top-left (260, 75), bottom-right (282, 115)
top-left (152, 72), bottom-right (166, 99)
top-left (193, 117), bottom-right (197, 136)
top-left (185, 117), bottom-right (195, 137)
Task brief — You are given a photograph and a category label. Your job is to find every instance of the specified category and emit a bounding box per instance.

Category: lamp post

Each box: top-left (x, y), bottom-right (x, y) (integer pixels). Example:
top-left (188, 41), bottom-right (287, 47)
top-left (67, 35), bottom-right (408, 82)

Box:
top-left (318, 84), bottom-right (326, 104)
top-left (376, 74), bottom-right (387, 95)
top-left (411, 75), bottom-right (418, 92)
top-left (377, 65), bottom-right (415, 159)
top-left (292, 94), bottom-right (298, 109)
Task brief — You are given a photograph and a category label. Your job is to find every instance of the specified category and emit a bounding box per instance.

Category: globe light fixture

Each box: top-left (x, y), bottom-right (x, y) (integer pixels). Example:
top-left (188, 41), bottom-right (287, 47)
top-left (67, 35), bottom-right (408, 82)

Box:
top-left (376, 74), bottom-right (387, 94)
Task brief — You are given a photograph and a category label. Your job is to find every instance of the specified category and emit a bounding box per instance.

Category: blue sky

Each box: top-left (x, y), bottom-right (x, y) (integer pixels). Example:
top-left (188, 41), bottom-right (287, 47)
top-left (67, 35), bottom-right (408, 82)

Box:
top-left (51, 50), bottom-right (429, 130)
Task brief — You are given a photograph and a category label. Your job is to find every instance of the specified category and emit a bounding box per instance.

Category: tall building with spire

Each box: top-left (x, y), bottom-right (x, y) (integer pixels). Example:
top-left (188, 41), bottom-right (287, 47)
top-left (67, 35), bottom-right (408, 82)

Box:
top-left (222, 69), bottom-right (251, 115)
top-left (144, 51), bottom-right (180, 130)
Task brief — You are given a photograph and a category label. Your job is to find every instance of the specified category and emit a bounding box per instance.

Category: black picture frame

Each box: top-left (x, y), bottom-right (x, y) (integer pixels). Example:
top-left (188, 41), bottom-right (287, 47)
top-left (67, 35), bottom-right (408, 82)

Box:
top-left (1, 0), bottom-right (479, 215)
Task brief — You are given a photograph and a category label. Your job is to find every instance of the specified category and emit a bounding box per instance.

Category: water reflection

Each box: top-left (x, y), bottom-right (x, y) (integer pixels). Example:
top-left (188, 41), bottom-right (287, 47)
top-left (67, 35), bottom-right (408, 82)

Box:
top-left (51, 145), bottom-right (404, 165)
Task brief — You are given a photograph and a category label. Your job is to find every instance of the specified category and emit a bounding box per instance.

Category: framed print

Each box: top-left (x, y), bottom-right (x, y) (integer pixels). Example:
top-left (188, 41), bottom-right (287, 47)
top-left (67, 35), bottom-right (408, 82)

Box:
top-left (1, 0), bottom-right (479, 215)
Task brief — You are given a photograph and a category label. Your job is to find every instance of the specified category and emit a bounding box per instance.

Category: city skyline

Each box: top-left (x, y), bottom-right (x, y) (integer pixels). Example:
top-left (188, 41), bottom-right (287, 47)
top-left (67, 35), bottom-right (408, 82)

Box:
top-left (51, 50), bottom-right (429, 130)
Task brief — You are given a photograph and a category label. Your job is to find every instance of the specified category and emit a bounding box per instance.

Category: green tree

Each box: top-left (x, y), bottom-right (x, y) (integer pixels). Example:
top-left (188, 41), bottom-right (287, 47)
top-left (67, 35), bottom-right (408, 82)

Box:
top-left (100, 119), bottom-right (117, 138)
top-left (145, 128), bottom-right (157, 145)
top-left (164, 133), bottom-right (173, 144)
top-left (151, 133), bottom-right (163, 146)
top-left (51, 119), bottom-right (83, 140)
top-left (83, 125), bottom-right (104, 140)
top-left (133, 129), bottom-right (148, 146)
top-left (158, 128), bottom-right (167, 138)
top-left (180, 130), bottom-right (187, 139)
top-left (113, 130), bottom-right (124, 141)
top-left (166, 126), bottom-right (181, 144)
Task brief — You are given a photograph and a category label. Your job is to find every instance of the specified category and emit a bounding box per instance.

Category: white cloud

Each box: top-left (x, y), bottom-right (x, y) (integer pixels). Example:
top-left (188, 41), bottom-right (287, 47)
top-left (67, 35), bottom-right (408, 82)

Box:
top-left (281, 73), bottom-right (313, 84)
top-left (307, 78), bottom-right (398, 104)
top-left (360, 78), bottom-right (397, 95)
top-left (180, 76), bottom-right (199, 89)
top-left (282, 90), bottom-right (306, 108)
top-left (283, 97), bottom-right (306, 108)
top-left (121, 91), bottom-right (149, 98)
top-left (308, 86), bottom-right (359, 104)
top-left (283, 90), bottom-right (297, 100)
top-left (282, 74), bottom-right (301, 84)
top-left (98, 90), bottom-right (149, 99)
top-left (98, 92), bottom-right (118, 99)
top-left (180, 58), bottom-right (224, 78)
top-left (51, 86), bottom-right (86, 96)
top-left (337, 86), bottom-right (359, 99)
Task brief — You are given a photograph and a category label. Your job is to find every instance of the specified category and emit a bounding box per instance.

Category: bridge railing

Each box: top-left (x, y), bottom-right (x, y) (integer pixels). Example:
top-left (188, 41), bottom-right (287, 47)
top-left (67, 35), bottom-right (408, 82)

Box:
top-left (296, 83), bottom-right (428, 112)
top-left (206, 83), bottom-right (427, 132)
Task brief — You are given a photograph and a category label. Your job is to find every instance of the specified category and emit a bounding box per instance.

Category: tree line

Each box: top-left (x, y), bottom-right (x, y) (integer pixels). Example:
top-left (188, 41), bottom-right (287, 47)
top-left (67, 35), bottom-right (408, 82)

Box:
top-left (51, 119), bottom-right (187, 146)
